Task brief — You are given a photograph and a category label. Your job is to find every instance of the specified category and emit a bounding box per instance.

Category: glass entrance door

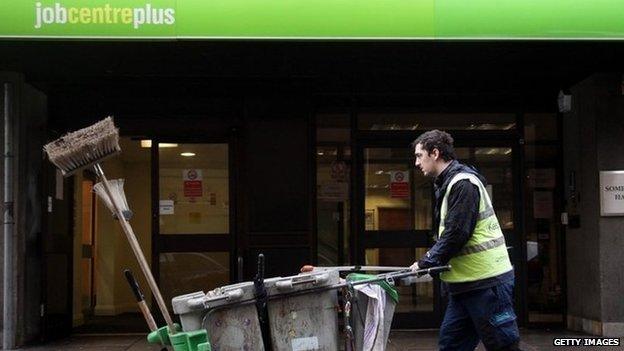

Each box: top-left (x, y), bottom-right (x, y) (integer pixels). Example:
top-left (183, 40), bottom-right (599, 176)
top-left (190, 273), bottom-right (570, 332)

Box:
top-left (154, 142), bottom-right (233, 307)
top-left (358, 144), bottom-right (440, 328)
top-left (358, 140), bottom-right (519, 329)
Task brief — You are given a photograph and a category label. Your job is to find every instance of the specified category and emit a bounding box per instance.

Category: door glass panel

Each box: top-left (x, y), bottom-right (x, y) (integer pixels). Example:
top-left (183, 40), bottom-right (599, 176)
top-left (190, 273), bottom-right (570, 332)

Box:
top-left (524, 114), bottom-right (558, 142)
top-left (365, 248), bottom-right (433, 313)
top-left (364, 148), bottom-right (431, 231)
top-left (414, 178), bottom-right (432, 230)
top-left (159, 252), bottom-right (230, 308)
top-left (456, 147), bottom-right (514, 229)
top-left (363, 148), bottom-right (434, 316)
top-left (525, 144), bottom-right (563, 323)
top-left (316, 114), bottom-right (351, 266)
top-left (159, 144), bottom-right (229, 235)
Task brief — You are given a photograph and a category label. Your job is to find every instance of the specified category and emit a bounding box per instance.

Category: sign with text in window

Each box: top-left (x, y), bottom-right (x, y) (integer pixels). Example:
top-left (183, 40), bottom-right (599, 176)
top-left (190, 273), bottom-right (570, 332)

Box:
top-left (390, 171), bottom-right (410, 199)
top-left (600, 170), bottom-right (624, 216)
top-left (183, 169), bottom-right (203, 198)
top-left (159, 199), bottom-right (174, 215)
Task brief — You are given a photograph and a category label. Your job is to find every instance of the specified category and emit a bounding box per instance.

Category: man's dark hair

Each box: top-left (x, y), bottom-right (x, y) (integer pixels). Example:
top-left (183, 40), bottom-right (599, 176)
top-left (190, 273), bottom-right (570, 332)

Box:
top-left (411, 130), bottom-right (457, 161)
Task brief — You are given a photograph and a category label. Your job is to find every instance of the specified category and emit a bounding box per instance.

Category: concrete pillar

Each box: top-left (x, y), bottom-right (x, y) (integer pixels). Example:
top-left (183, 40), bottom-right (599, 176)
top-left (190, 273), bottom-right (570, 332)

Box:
top-left (563, 73), bottom-right (624, 337)
top-left (0, 72), bottom-right (47, 348)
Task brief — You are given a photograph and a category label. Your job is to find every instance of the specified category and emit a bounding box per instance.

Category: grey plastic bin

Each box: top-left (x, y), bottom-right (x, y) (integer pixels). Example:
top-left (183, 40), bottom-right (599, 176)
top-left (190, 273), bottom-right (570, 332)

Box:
top-left (172, 280), bottom-right (278, 351)
top-left (266, 270), bottom-right (341, 351)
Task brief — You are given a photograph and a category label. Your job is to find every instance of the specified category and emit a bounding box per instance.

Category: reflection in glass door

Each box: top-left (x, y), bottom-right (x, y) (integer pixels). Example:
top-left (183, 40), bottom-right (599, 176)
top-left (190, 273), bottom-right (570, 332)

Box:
top-left (155, 143), bottom-right (232, 307)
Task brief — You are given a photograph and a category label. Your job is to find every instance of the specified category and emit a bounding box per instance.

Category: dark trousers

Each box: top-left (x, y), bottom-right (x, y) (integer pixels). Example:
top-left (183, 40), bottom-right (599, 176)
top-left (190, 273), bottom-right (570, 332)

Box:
top-left (439, 280), bottom-right (520, 351)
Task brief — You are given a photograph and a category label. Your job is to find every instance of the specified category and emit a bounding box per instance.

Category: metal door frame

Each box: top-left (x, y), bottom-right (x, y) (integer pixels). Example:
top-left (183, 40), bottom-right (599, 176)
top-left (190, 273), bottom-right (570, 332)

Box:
top-left (150, 136), bottom-right (238, 315)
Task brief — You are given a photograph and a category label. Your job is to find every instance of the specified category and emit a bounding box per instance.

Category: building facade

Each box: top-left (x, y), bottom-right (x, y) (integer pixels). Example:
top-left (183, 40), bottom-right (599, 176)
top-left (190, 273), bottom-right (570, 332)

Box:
top-left (1, 1), bottom-right (624, 347)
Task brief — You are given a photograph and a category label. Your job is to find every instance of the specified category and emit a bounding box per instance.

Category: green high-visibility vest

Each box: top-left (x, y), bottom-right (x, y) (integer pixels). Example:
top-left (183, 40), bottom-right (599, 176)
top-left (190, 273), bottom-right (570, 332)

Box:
top-left (438, 173), bottom-right (513, 283)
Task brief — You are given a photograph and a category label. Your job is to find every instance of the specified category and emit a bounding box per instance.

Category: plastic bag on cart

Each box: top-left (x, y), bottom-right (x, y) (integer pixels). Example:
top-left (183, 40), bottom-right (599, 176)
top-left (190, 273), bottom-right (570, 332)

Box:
top-left (347, 273), bottom-right (399, 351)
top-left (355, 284), bottom-right (388, 351)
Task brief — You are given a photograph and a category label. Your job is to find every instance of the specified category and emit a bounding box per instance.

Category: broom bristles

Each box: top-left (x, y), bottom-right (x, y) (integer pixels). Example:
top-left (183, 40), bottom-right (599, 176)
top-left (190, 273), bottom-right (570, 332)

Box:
top-left (44, 117), bottom-right (121, 176)
top-left (93, 178), bottom-right (132, 220)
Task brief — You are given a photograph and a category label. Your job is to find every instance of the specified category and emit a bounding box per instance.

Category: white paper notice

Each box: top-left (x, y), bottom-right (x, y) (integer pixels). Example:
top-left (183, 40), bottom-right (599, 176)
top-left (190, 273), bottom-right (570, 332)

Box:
top-left (291, 336), bottom-right (319, 351)
top-left (159, 200), bottom-right (174, 215)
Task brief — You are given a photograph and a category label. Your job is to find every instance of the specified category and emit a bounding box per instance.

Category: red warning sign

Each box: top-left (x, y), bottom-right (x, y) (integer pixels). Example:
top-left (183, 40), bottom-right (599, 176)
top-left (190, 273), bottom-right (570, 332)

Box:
top-left (184, 181), bottom-right (202, 197)
top-left (183, 169), bottom-right (203, 198)
top-left (390, 171), bottom-right (410, 198)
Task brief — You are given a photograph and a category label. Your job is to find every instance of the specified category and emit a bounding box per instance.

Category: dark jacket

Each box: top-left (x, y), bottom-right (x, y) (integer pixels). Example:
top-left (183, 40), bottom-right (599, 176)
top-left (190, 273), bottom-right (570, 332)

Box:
top-left (418, 160), bottom-right (514, 295)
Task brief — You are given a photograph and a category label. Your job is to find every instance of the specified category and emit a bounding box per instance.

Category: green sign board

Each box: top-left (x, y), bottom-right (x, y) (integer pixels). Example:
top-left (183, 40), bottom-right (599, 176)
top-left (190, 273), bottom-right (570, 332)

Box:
top-left (1, 0), bottom-right (624, 39)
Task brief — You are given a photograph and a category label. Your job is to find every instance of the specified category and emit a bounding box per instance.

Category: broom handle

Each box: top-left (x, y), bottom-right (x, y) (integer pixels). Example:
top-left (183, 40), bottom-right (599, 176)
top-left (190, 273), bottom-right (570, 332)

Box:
top-left (94, 164), bottom-right (176, 333)
top-left (124, 269), bottom-right (159, 332)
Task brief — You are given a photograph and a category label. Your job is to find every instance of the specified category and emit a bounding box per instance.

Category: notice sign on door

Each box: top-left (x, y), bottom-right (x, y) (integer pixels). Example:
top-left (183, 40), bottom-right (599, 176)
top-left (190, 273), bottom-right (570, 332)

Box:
top-left (159, 200), bottom-right (174, 215)
top-left (183, 169), bottom-right (203, 198)
top-left (330, 161), bottom-right (348, 182)
top-left (390, 171), bottom-right (410, 198)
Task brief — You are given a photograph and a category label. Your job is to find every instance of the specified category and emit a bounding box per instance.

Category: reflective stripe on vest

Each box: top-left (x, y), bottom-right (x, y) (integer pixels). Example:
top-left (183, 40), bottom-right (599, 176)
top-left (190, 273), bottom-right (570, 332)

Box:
top-left (438, 172), bottom-right (513, 283)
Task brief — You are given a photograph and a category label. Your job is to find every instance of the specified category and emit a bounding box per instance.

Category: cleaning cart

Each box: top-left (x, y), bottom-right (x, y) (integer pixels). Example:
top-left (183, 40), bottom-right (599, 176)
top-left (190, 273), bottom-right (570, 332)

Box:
top-left (170, 266), bottom-right (342, 350)
top-left (43, 117), bottom-right (450, 351)
top-left (166, 264), bottom-right (449, 351)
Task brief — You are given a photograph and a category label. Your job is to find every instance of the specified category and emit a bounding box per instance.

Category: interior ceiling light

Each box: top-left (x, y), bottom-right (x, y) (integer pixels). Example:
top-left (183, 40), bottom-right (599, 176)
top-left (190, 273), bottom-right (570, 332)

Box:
top-left (181, 152), bottom-right (196, 157)
top-left (140, 140), bottom-right (178, 148)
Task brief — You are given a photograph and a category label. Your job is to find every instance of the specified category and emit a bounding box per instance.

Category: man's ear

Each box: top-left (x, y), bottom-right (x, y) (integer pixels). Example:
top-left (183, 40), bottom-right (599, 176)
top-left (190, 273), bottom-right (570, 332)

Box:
top-left (431, 148), bottom-right (440, 160)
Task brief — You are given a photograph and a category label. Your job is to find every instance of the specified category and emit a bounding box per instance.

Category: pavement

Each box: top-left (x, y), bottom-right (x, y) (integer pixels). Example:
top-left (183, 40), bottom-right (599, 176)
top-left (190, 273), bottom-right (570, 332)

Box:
top-left (20, 329), bottom-right (624, 350)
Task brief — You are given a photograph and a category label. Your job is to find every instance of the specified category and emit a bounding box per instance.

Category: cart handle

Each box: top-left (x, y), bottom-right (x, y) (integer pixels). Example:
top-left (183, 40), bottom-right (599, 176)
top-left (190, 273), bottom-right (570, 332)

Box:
top-left (343, 265), bottom-right (452, 288)
top-left (275, 273), bottom-right (330, 291)
top-left (188, 288), bottom-right (245, 310)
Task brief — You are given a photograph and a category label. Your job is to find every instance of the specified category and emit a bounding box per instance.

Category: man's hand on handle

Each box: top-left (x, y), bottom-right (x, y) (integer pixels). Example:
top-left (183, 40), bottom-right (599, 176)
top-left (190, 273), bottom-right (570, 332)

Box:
top-left (300, 265), bottom-right (314, 273)
top-left (410, 262), bottom-right (420, 272)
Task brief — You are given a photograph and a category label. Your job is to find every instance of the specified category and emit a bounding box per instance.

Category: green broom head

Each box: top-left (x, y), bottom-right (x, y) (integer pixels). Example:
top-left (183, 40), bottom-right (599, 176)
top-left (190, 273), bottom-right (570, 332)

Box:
top-left (44, 117), bottom-right (121, 176)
